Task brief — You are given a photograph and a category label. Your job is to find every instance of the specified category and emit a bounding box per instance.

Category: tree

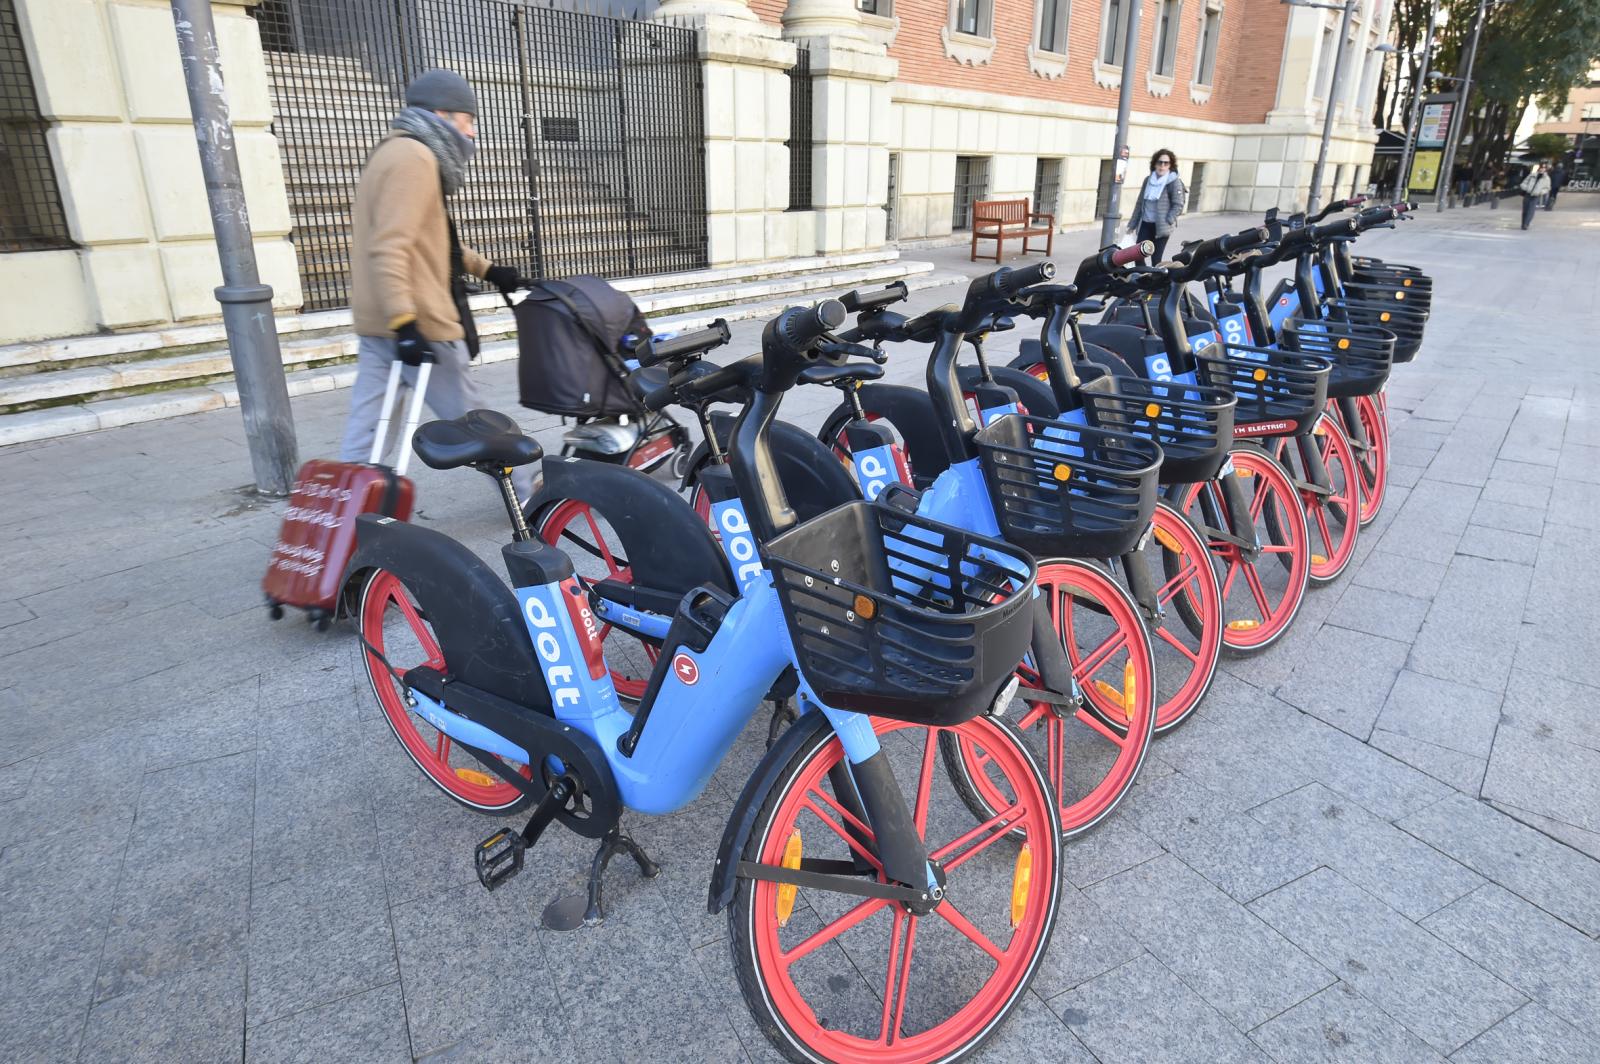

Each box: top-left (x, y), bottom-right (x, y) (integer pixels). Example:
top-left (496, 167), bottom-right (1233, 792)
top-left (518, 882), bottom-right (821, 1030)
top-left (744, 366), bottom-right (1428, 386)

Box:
top-left (1527, 132), bottom-right (1571, 159)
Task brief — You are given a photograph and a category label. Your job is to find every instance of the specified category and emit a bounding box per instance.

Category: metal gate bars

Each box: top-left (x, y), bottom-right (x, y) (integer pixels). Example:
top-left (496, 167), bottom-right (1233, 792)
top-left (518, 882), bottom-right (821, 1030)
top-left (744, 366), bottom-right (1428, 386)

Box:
top-left (252, 0), bottom-right (708, 312)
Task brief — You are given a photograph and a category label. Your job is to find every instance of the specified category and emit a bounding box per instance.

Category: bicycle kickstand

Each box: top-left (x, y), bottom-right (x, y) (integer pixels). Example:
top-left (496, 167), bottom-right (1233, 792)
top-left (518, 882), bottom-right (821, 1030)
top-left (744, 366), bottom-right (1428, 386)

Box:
top-left (543, 825), bottom-right (661, 931)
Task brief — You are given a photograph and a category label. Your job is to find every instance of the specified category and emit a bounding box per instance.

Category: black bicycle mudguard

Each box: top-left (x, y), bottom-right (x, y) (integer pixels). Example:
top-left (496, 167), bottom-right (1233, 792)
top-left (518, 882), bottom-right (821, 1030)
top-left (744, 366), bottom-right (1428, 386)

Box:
top-left (957, 363), bottom-right (1058, 417)
top-left (708, 707), bottom-right (834, 914)
top-left (343, 514), bottom-right (551, 713)
top-left (832, 383), bottom-right (950, 482)
top-left (1070, 326), bottom-right (1148, 374)
top-left (684, 412), bottom-right (859, 520)
top-left (529, 455), bottom-right (734, 596)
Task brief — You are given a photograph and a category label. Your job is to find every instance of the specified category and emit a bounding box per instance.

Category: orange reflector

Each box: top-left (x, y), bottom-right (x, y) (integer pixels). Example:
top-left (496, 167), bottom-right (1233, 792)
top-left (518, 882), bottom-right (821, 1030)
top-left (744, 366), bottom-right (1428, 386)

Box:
top-left (454, 767), bottom-right (497, 787)
top-left (1153, 525), bottom-right (1184, 553)
top-left (1227, 619), bottom-right (1261, 632)
top-left (1032, 368), bottom-right (1049, 382)
top-left (1252, 368), bottom-right (1268, 382)
top-left (1122, 660), bottom-right (1137, 719)
top-left (1011, 845), bottom-right (1033, 928)
top-left (1380, 312), bottom-right (1392, 322)
top-left (1053, 463), bottom-right (1073, 482)
top-left (1145, 402), bottom-right (1162, 418)
top-left (776, 831), bottom-right (803, 927)
top-left (1235, 466), bottom-right (1254, 478)
top-left (853, 594), bottom-right (876, 620)
top-left (1403, 278), bottom-right (1413, 287)
top-left (1311, 553), bottom-right (1328, 566)
top-left (1337, 338), bottom-right (1350, 350)
top-left (1395, 291), bottom-right (1406, 300)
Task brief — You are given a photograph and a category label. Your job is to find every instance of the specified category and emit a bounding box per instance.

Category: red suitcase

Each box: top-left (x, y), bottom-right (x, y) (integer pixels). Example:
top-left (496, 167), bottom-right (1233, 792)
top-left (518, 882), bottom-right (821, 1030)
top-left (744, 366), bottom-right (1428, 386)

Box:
top-left (263, 361), bottom-right (432, 628)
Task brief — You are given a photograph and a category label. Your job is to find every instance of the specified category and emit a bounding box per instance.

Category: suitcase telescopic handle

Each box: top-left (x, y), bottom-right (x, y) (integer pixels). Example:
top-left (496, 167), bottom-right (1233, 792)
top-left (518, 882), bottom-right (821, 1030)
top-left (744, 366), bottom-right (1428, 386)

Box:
top-left (369, 358), bottom-right (433, 476)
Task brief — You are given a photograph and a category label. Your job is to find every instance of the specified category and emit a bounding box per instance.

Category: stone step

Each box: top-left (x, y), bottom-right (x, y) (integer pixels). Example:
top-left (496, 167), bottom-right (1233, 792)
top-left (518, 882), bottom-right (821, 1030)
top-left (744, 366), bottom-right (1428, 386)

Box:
top-left (0, 255), bottom-right (942, 440)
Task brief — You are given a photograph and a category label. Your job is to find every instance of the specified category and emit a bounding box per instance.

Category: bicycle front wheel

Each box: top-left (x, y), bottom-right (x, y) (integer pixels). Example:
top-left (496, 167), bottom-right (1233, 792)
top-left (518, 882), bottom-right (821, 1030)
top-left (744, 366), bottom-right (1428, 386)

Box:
top-left (730, 715), bottom-right (1062, 1063)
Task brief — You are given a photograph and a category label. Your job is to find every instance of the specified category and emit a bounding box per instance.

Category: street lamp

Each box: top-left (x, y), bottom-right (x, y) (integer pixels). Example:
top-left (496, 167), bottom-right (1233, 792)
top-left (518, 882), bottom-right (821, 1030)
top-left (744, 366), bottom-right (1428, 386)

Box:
top-left (1284, 0), bottom-right (1359, 215)
top-left (1393, 0), bottom-right (1442, 202)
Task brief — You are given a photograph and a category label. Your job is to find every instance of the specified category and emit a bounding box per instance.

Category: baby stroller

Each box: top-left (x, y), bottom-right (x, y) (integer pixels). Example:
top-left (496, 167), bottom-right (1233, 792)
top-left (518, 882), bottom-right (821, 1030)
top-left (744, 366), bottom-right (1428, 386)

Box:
top-left (514, 276), bottom-right (692, 476)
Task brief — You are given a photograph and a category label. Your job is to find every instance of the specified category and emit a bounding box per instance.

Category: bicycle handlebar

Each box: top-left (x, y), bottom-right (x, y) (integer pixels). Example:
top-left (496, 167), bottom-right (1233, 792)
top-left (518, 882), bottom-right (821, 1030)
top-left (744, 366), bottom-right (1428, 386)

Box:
top-left (662, 352), bottom-right (764, 407)
top-left (634, 318), bottom-right (732, 367)
top-left (840, 281), bottom-right (909, 314)
top-left (1110, 242), bottom-right (1151, 267)
top-left (769, 300), bottom-right (847, 354)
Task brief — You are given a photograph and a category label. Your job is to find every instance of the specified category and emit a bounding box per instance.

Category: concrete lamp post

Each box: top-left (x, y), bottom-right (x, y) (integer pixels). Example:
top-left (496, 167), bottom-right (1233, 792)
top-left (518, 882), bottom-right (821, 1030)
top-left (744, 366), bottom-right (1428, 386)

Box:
top-left (1391, 0), bottom-right (1440, 204)
top-left (1283, 0), bottom-right (1358, 215)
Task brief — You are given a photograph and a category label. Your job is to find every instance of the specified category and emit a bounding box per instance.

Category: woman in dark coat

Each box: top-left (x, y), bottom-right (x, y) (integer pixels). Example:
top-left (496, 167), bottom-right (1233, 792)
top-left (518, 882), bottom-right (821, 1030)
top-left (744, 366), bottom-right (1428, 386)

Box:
top-left (1127, 147), bottom-right (1187, 262)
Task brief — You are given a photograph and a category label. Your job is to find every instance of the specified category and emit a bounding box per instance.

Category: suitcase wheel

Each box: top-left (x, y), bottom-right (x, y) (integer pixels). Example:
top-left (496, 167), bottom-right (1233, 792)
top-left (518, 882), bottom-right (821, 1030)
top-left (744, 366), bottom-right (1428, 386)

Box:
top-left (267, 602), bottom-right (284, 621)
top-left (307, 609), bottom-right (332, 633)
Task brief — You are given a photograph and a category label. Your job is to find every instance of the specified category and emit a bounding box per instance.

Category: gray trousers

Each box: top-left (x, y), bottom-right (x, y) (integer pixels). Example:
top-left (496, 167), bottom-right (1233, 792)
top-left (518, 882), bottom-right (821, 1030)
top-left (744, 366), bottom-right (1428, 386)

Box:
top-left (338, 335), bottom-right (535, 501)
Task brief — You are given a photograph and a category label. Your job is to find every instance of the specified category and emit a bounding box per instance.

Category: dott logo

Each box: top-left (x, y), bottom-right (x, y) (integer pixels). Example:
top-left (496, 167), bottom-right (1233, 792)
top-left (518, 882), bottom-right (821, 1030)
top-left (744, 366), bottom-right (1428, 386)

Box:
top-left (1144, 353), bottom-right (1176, 381)
top-left (714, 501), bottom-right (764, 587)
top-left (558, 578), bottom-right (607, 680)
top-left (853, 446), bottom-right (893, 501)
top-left (672, 653), bottom-right (700, 685)
top-left (523, 592), bottom-right (581, 708)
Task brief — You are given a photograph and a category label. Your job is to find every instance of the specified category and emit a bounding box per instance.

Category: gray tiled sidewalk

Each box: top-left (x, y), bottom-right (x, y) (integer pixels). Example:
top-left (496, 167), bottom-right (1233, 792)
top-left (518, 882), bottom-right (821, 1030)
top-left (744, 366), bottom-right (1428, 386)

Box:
top-left (3, 202), bottom-right (1600, 1061)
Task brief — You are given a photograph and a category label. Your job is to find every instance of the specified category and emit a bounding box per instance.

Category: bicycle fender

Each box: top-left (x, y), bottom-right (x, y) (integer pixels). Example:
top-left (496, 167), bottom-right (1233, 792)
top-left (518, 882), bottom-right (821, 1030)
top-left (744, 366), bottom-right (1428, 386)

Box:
top-left (529, 455), bottom-right (735, 597)
top-left (707, 707), bottom-right (834, 915)
top-left (843, 383), bottom-right (950, 482)
top-left (343, 514), bottom-right (550, 713)
top-left (959, 363), bottom-right (1060, 418)
top-left (685, 413), bottom-right (859, 521)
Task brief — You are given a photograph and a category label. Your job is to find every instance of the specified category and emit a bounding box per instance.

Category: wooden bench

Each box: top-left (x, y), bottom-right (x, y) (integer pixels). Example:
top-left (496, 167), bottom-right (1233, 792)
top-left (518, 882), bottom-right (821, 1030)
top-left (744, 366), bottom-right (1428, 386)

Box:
top-left (970, 198), bottom-right (1054, 263)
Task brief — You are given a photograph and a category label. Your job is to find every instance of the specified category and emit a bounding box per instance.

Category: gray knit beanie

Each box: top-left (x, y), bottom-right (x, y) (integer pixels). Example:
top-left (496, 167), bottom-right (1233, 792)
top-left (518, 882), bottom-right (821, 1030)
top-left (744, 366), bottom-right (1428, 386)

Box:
top-left (404, 69), bottom-right (478, 117)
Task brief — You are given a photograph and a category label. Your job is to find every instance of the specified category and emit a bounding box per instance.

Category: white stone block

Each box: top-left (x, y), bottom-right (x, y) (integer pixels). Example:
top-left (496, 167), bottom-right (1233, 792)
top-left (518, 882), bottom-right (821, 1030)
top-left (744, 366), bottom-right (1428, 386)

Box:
top-left (929, 151), bottom-right (956, 195)
top-left (766, 143), bottom-right (789, 209)
top-left (134, 125), bottom-right (210, 242)
top-left (15, 0), bottom-right (123, 120)
top-left (902, 104), bottom-right (932, 152)
top-left (49, 124), bottom-right (151, 244)
top-left (926, 194), bottom-right (954, 236)
top-left (844, 80), bottom-right (871, 143)
top-left (236, 130), bottom-right (292, 237)
top-left (735, 213), bottom-right (765, 262)
top-left (765, 68), bottom-right (790, 140)
top-left (956, 109), bottom-right (979, 153)
top-left (930, 106), bottom-right (957, 152)
top-left (734, 141), bottom-right (766, 211)
top-left (707, 214), bottom-right (738, 265)
top-left (977, 111), bottom-right (997, 153)
top-left (815, 79), bottom-right (845, 145)
top-left (704, 64), bottom-right (736, 138)
top-left (733, 66), bottom-right (765, 141)
top-left (1255, 161), bottom-right (1283, 188)
top-left (1250, 187), bottom-right (1281, 212)
top-left (843, 145), bottom-right (870, 206)
top-left (108, 1), bottom-right (189, 122)
top-left (213, 10), bottom-right (272, 126)
top-left (820, 209), bottom-right (844, 252)
top-left (1231, 160), bottom-right (1257, 185)
top-left (842, 207), bottom-right (867, 250)
top-left (81, 245), bottom-right (167, 329)
top-left (899, 195), bottom-right (929, 239)
top-left (869, 86), bottom-right (893, 144)
top-left (866, 205), bottom-right (886, 248)
top-left (901, 150), bottom-right (931, 196)
top-left (764, 212), bottom-right (795, 259)
top-left (1259, 138), bottom-right (1286, 161)
top-left (159, 243), bottom-right (225, 320)
top-left (866, 147), bottom-right (887, 208)
top-left (0, 249), bottom-right (95, 343)
top-left (704, 141), bottom-right (737, 211)
top-left (996, 113), bottom-right (1020, 152)
top-left (256, 238), bottom-right (302, 311)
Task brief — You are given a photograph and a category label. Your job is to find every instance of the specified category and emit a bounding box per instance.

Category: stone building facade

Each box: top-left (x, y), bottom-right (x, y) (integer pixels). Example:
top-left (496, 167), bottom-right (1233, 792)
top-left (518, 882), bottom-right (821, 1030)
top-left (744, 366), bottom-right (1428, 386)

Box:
top-left (1, 0), bottom-right (1389, 346)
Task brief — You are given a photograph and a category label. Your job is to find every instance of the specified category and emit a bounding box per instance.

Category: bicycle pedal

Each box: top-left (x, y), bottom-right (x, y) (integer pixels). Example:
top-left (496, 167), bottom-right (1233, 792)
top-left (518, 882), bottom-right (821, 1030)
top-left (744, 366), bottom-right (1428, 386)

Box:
top-left (475, 828), bottom-right (526, 891)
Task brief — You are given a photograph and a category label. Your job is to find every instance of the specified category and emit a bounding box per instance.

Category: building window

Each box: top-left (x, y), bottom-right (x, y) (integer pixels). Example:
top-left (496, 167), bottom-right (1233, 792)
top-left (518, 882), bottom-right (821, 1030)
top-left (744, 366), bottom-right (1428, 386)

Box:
top-left (1195, 2), bottom-right (1222, 86)
top-left (1034, 158), bottom-right (1062, 218)
top-left (953, 155), bottom-right (989, 231)
top-left (857, 0), bottom-right (888, 13)
top-left (0, 0), bottom-right (73, 253)
top-left (1037, 0), bottom-right (1069, 53)
top-left (953, 0), bottom-right (991, 37)
top-left (1095, 157), bottom-right (1116, 218)
top-left (1584, 103), bottom-right (1600, 120)
top-left (786, 47), bottom-right (813, 211)
top-left (1100, 0), bottom-right (1132, 66)
top-left (1152, 0), bottom-right (1182, 78)
top-left (1315, 24), bottom-right (1336, 101)
top-left (1190, 161), bottom-right (1206, 207)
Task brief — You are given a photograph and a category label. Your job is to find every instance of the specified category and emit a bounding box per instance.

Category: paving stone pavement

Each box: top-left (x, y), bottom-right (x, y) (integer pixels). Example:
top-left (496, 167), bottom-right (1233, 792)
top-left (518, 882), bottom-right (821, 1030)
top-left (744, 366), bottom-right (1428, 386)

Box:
top-left (3, 202), bottom-right (1600, 1062)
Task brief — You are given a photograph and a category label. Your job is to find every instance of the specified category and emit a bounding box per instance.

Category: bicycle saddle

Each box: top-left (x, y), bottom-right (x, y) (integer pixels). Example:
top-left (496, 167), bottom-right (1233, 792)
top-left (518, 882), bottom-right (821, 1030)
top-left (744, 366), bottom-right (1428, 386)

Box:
top-left (628, 364), bottom-right (670, 400)
top-left (798, 363), bottom-right (883, 387)
top-left (411, 409), bottom-right (544, 470)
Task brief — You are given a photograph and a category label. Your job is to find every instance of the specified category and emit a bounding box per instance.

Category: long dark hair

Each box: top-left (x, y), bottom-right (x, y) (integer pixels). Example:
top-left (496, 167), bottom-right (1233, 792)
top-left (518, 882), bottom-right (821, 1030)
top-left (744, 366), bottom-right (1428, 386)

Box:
top-left (1150, 148), bottom-right (1178, 172)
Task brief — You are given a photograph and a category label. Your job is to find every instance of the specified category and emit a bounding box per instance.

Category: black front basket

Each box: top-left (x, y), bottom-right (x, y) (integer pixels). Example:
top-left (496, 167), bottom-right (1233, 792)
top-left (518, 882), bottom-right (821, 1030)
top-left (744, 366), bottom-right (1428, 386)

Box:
top-left (1195, 344), bottom-right (1331, 438)
top-left (1075, 370), bottom-right (1238, 486)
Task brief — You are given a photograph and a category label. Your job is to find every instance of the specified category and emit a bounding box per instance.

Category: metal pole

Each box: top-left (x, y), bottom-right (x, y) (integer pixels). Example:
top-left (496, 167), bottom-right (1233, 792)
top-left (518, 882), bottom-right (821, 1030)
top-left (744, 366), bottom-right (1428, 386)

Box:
top-left (1099, 0), bottom-right (1147, 247)
top-left (1436, 0), bottom-right (1487, 210)
top-left (169, 0), bottom-right (298, 495)
top-left (1393, 0), bottom-right (1437, 202)
top-left (1307, 0), bottom-right (1357, 214)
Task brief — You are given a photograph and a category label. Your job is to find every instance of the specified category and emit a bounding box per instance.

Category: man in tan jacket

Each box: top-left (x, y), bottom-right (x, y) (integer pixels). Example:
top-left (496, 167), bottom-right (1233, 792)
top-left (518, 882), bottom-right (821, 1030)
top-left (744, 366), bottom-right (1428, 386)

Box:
top-left (337, 69), bottom-right (520, 465)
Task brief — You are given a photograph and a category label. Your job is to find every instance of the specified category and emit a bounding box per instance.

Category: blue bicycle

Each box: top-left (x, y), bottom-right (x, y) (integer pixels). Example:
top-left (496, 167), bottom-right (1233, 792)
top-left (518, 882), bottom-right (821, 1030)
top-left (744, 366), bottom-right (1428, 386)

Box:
top-left (351, 302), bottom-right (1065, 1062)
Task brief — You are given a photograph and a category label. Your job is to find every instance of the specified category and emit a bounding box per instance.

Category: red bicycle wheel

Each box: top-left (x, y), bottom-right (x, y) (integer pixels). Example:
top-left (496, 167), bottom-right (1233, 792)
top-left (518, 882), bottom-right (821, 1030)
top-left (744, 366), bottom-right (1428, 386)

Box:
top-left (732, 715), bottom-right (1061, 1063)
top-left (359, 570), bottom-right (531, 813)
top-left (1144, 501), bottom-right (1224, 732)
top-left (1275, 415), bottom-right (1360, 584)
top-left (536, 500), bottom-right (658, 701)
top-left (1176, 447), bottom-right (1310, 654)
top-left (1348, 394), bottom-right (1389, 526)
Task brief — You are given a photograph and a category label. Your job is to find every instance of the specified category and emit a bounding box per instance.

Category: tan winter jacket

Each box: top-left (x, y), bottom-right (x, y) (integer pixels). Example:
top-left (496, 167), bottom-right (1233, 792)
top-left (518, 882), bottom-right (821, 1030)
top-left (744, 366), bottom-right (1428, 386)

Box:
top-left (350, 134), bottom-right (489, 341)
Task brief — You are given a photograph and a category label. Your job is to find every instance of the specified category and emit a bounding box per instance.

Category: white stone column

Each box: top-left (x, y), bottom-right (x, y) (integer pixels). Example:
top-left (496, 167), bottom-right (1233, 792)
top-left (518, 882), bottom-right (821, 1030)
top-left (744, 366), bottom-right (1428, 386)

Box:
top-left (780, 0), bottom-right (872, 44)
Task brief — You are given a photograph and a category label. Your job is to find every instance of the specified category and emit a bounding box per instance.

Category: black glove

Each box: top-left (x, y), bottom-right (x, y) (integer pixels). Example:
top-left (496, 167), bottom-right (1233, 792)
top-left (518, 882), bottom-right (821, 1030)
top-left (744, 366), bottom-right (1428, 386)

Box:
top-left (483, 264), bottom-right (520, 296)
top-left (394, 321), bottom-right (435, 367)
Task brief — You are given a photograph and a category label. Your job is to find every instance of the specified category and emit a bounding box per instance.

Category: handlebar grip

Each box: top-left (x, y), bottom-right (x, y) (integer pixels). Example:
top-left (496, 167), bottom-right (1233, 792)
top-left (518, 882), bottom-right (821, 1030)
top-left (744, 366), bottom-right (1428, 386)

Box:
top-left (840, 281), bottom-right (909, 314)
top-left (635, 318), bottom-right (732, 367)
top-left (775, 300), bottom-right (847, 351)
top-left (1220, 226), bottom-right (1270, 253)
top-left (1111, 241), bottom-right (1153, 267)
top-left (1313, 217), bottom-right (1360, 240)
top-left (997, 260), bottom-right (1056, 297)
top-left (641, 383), bottom-right (675, 412)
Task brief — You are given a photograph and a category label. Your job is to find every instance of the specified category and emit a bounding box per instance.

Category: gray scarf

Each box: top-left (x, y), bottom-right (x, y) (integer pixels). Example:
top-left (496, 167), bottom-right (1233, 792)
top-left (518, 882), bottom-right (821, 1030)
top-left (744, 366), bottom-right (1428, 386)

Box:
top-left (391, 106), bottom-right (474, 195)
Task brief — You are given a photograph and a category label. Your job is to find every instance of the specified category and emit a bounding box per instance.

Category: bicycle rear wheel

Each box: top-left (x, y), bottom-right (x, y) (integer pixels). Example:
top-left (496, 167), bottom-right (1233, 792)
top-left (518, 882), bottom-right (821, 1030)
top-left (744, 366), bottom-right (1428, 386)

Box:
top-left (1144, 501), bottom-right (1224, 732)
top-left (730, 715), bottom-right (1061, 1063)
top-left (358, 570), bottom-right (532, 814)
top-left (1274, 415), bottom-right (1360, 585)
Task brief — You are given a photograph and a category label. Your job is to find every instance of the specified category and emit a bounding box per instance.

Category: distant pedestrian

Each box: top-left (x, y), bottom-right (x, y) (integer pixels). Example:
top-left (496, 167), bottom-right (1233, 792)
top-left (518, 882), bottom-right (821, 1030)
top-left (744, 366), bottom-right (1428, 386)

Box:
top-left (1128, 148), bottom-right (1187, 263)
top-left (338, 69), bottom-right (522, 474)
top-left (1546, 163), bottom-right (1568, 210)
top-left (1518, 164), bottom-right (1552, 230)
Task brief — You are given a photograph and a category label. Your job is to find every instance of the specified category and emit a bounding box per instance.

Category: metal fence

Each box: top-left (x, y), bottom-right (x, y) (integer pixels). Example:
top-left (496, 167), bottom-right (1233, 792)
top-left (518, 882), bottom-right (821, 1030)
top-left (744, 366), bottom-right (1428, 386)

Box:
top-left (252, 0), bottom-right (707, 311)
top-left (0, 0), bottom-right (72, 253)
top-left (785, 45), bottom-right (812, 212)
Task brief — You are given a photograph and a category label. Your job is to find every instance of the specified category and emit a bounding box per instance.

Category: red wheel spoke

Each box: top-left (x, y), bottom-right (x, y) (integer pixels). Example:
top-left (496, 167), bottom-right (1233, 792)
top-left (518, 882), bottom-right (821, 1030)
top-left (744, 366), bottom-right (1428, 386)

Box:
top-left (781, 897), bottom-right (890, 966)
top-left (434, 730), bottom-right (451, 763)
top-left (911, 729), bottom-right (938, 840)
top-left (931, 801), bottom-right (1026, 870)
top-left (1155, 563), bottom-right (1200, 604)
top-left (1070, 630), bottom-right (1129, 682)
top-left (1242, 563), bottom-right (1274, 620)
top-left (1155, 623), bottom-right (1202, 663)
top-left (581, 509), bottom-right (621, 575)
top-left (1073, 706), bottom-right (1128, 746)
top-left (879, 912), bottom-right (921, 1046)
top-left (1048, 717), bottom-right (1064, 795)
top-left (1249, 478), bottom-right (1270, 521)
top-left (1016, 703), bottom-right (1049, 730)
top-left (937, 897), bottom-right (1008, 964)
top-left (1259, 545), bottom-right (1298, 554)
top-left (801, 797), bottom-right (885, 873)
top-left (1314, 507), bottom-right (1335, 557)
